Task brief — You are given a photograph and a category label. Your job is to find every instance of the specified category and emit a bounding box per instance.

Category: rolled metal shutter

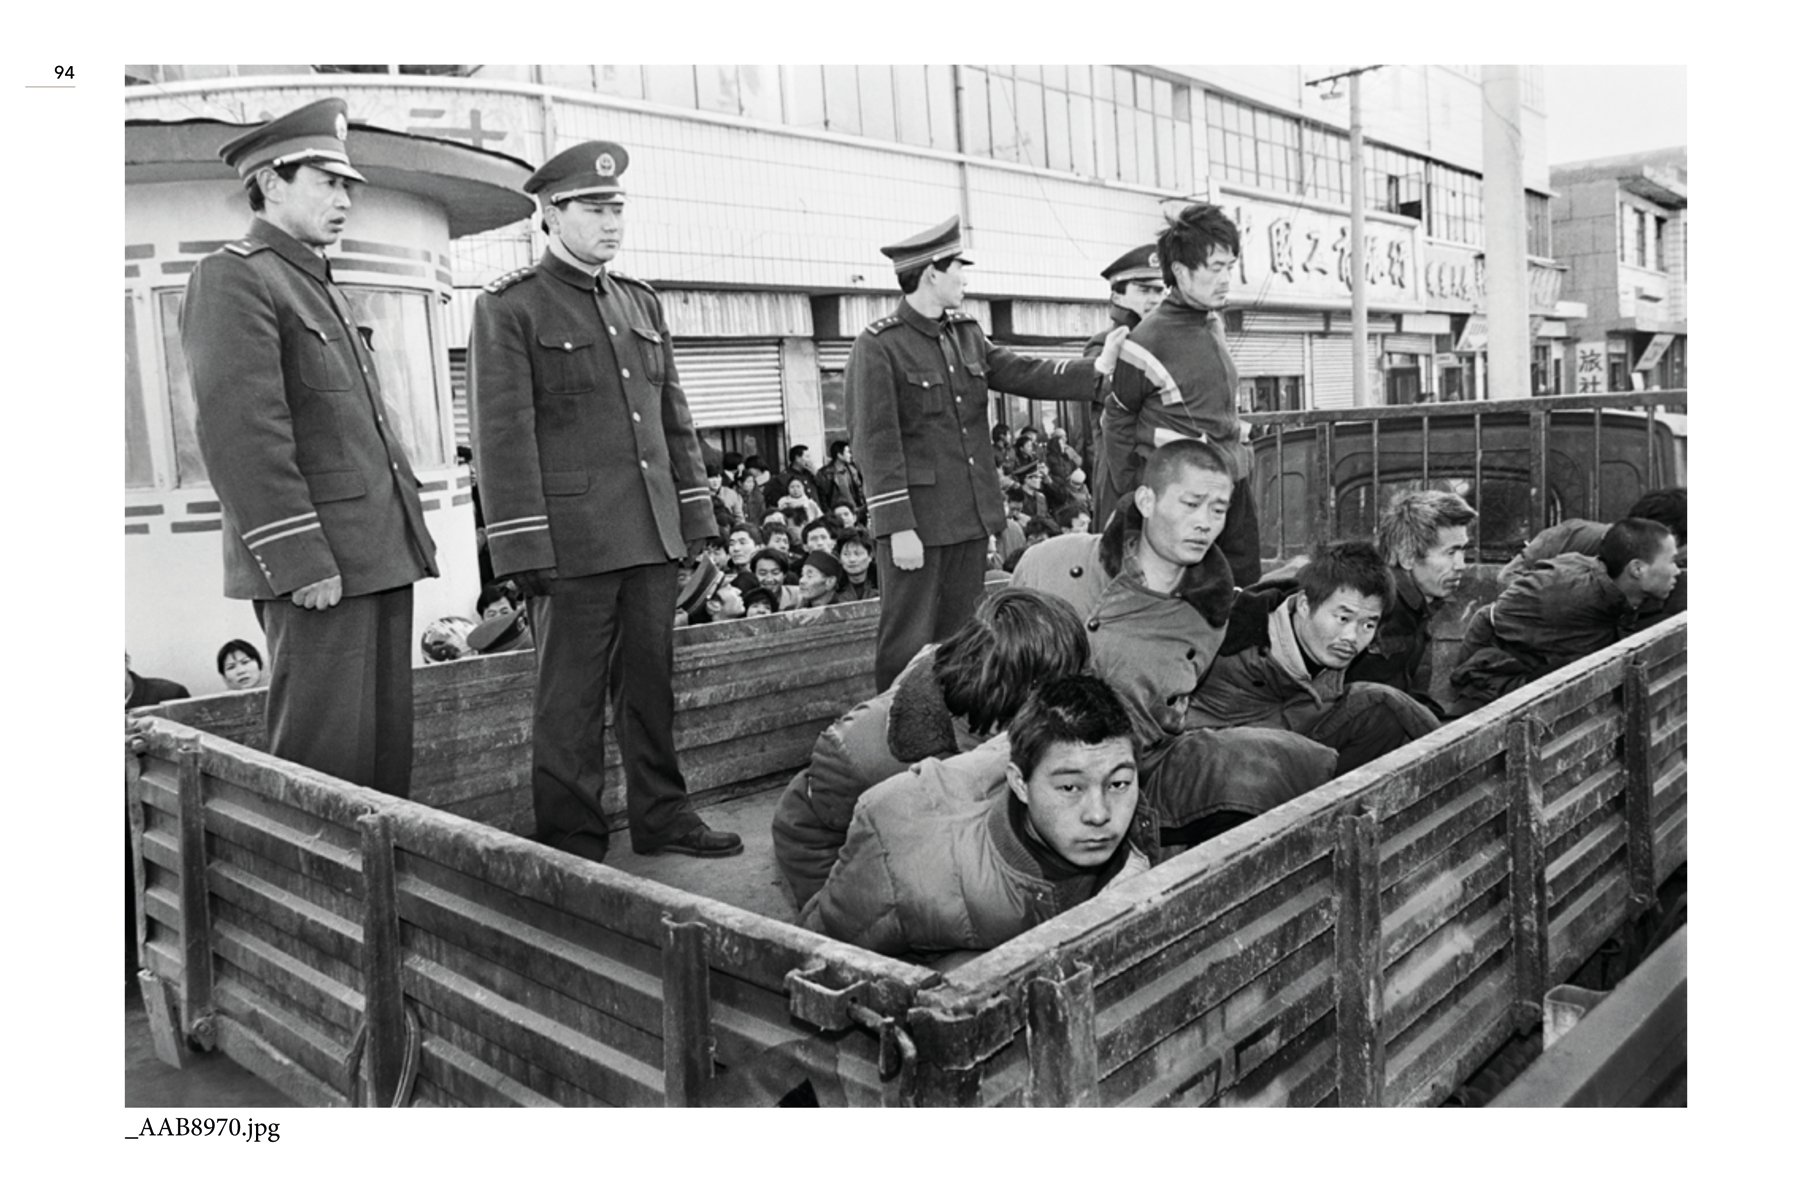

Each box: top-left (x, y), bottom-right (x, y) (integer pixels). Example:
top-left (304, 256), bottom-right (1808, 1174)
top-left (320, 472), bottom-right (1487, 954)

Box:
top-left (1384, 333), bottom-right (1436, 357)
top-left (448, 348), bottom-right (470, 446)
top-left (1310, 335), bottom-right (1384, 409)
top-left (817, 339), bottom-right (854, 375)
top-left (1311, 336), bottom-right (1352, 409)
top-left (1227, 331), bottom-right (1305, 376)
top-left (673, 339), bottom-right (784, 428)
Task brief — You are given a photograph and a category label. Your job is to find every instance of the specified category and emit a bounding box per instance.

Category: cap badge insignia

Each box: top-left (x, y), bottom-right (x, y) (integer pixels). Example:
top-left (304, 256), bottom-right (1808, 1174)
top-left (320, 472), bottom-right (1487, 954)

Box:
top-left (334, 113), bottom-right (348, 141)
top-left (595, 152), bottom-right (617, 178)
top-left (1147, 252), bottom-right (1159, 269)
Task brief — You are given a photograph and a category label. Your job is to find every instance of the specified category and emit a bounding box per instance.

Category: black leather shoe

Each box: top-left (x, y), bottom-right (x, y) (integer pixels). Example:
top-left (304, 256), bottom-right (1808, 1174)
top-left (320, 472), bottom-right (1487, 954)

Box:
top-left (641, 824), bottom-right (743, 857)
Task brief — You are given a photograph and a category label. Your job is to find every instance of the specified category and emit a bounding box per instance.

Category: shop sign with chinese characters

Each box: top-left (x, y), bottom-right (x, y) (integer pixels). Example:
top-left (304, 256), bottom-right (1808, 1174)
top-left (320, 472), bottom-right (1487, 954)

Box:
top-left (1423, 241), bottom-right (1568, 315)
top-left (1218, 189), bottom-right (1423, 311)
top-left (1575, 340), bottom-right (1608, 393)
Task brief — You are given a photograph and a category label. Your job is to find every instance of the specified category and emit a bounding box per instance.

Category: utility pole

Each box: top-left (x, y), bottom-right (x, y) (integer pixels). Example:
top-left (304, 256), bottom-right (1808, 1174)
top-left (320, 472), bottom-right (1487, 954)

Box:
top-left (1481, 65), bottom-right (1531, 399)
top-left (1307, 66), bottom-right (1383, 406)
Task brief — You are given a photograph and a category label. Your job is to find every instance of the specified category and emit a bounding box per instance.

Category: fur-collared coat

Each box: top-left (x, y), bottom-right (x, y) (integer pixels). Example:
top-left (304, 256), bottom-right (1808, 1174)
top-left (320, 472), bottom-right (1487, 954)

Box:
top-left (770, 646), bottom-right (977, 908)
top-left (799, 737), bottom-right (1148, 961)
top-left (1012, 499), bottom-right (1338, 830)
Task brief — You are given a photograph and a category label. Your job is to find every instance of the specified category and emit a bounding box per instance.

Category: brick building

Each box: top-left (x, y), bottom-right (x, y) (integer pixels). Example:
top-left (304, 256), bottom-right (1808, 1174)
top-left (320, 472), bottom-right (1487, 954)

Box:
top-left (1550, 147), bottom-right (1687, 394)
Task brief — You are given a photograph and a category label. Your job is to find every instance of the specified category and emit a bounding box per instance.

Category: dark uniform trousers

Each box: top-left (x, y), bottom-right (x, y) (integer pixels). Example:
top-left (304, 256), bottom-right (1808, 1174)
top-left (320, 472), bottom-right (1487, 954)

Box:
top-left (256, 586), bottom-right (415, 797)
top-left (874, 537), bottom-right (988, 692)
top-left (850, 301), bottom-right (1099, 693)
top-left (528, 565), bottom-right (700, 859)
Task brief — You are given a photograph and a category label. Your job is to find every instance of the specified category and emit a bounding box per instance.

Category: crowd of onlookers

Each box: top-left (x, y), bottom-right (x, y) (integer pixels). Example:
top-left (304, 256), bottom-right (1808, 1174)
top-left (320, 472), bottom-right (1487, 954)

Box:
top-left (123, 425), bottom-right (1122, 687)
top-left (676, 424), bottom-right (1107, 626)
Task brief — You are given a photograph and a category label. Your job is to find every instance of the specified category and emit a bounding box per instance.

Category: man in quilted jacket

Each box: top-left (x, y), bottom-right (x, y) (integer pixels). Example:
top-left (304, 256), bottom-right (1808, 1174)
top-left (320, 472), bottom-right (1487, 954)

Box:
top-left (801, 675), bottom-right (1147, 962)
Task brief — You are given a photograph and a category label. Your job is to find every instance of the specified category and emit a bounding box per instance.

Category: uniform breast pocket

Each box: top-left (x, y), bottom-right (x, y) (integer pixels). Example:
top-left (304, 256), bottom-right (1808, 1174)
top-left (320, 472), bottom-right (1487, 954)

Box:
top-left (630, 326), bottom-right (668, 383)
top-left (535, 332), bottom-right (597, 394)
top-left (903, 369), bottom-right (948, 417)
top-left (296, 320), bottom-right (353, 392)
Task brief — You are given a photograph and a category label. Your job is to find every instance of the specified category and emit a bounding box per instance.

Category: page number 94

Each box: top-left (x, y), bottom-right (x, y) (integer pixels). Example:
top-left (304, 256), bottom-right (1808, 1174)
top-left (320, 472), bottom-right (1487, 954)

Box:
top-left (54, 66), bottom-right (75, 82)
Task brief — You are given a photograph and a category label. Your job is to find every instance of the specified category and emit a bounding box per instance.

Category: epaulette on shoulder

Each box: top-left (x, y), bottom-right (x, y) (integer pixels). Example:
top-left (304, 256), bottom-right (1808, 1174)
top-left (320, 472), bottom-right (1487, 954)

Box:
top-left (608, 269), bottom-right (657, 295)
top-left (865, 315), bottom-right (902, 336)
top-left (945, 309), bottom-right (979, 324)
top-left (484, 266), bottom-right (536, 295)
top-left (222, 238), bottom-right (269, 257)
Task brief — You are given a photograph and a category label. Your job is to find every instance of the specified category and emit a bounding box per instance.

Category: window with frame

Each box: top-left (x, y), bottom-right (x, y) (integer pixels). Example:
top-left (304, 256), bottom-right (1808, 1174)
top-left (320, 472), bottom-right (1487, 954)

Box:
top-left (1303, 125), bottom-right (1349, 205)
top-left (786, 65), bottom-right (956, 150)
top-left (1207, 92), bottom-right (1300, 195)
top-left (125, 293), bottom-right (156, 489)
top-left (1619, 201), bottom-right (1651, 267)
top-left (1426, 162), bottom-right (1483, 245)
top-left (1526, 191), bottom-right (1552, 258)
top-left (960, 65), bottom-right (1187, 189)
top-left (1365, 142), bottom-right (1416, 215)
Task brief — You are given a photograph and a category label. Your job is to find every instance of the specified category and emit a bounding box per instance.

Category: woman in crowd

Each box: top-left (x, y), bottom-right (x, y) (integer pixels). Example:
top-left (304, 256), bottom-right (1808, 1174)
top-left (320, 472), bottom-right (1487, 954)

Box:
top-left (216, 639), bottom-right (265, 691)
top-left (776, 476), bottom-right (823, 525)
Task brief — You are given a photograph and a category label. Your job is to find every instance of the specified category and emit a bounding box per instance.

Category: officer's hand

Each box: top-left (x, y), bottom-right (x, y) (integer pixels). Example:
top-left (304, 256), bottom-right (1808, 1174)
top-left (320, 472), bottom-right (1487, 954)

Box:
top-left (508, 568), bottom-right (559, 599)
top-left (291, 575), bottom-right (344, 610)
top-left (890, 529), bottom-right (926, 571)
top-left (1094, 326), bottom-right (1130, 375)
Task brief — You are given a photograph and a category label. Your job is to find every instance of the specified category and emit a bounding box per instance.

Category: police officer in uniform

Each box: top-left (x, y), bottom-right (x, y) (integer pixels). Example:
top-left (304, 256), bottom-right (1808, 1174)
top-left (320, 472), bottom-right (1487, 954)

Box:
top-left (848, 216), bottom-right (1127, 692)
top-left (1082, 244), bottom-right (1164, 524)
top-left (469, 141), bottom-right (741, 860)
top-left (182, 98), bottom-right (438, 796)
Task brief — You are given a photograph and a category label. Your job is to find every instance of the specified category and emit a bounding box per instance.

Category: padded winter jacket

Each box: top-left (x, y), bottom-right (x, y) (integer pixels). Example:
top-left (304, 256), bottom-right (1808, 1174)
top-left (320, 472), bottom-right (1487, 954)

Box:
top-left (1192, 588), bottom-right (1359, 733)
top-left (1451, 551), bottom-right (1635, 707)
top-left (770, 647), bottom-right (976, 907)
top-left (799, 737), bottom-right (1148, 960)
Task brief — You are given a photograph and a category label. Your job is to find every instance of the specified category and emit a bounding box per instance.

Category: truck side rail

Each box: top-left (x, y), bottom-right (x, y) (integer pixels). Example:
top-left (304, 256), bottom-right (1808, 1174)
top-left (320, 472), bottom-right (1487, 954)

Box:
top-left (144, 595), bottom-right (890, 835)
top-left (903, 613), bottom-right (1686, 1107)
top-left (1489, 926), bottom-right (1686, 1107)
top-left (1247, 389), bottom-right (1685, 558)
top-left (127, 720), bottom-right (938, 1107)
top-left (129, 608), bottom-right (1683, 1107)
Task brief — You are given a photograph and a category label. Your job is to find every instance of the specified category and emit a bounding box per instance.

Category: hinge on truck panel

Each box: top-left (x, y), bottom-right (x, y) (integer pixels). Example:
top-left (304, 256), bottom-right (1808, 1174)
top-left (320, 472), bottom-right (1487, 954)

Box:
top-left (848, 1003), bottom-right (918, 1082)
top-left (785, 960), bottom-right (870, 1032)
top-left (905, 990), bottom-right (1016, 1069)
top-left (187, 1009), bottom-right (219, 1053)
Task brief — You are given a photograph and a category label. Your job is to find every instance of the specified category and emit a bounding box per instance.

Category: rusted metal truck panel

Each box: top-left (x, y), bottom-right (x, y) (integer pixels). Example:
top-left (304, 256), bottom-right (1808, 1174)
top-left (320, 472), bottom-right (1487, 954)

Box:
top-left (128, 590), bottom-right (1684, 1106)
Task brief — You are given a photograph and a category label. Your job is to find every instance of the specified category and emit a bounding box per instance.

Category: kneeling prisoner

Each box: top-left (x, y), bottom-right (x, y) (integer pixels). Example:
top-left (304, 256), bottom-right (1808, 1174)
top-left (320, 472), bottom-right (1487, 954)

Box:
top-left (801, 675), bottom-right (1146, 961)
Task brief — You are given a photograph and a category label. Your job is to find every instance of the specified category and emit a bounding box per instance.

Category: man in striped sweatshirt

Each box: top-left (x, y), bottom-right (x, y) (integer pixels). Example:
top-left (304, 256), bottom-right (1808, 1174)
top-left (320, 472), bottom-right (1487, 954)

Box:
top-left (1100, 204), bottom-right (1262, 585)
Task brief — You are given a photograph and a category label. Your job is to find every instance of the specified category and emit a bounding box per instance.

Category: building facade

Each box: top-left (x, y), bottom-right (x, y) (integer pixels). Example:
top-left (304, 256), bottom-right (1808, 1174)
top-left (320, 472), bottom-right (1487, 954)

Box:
top-left (124, 64), bottom-right (1573, 683)
top-left (127, 64), bottom-right (1569, 434)
top-left (1549, 148), bottom-right (1687, 394)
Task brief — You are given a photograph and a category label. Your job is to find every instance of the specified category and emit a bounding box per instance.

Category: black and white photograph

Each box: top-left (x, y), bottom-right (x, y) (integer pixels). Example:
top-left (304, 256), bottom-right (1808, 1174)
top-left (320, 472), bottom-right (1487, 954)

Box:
top-left (110, 60), bottom-right (1697, 1122)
